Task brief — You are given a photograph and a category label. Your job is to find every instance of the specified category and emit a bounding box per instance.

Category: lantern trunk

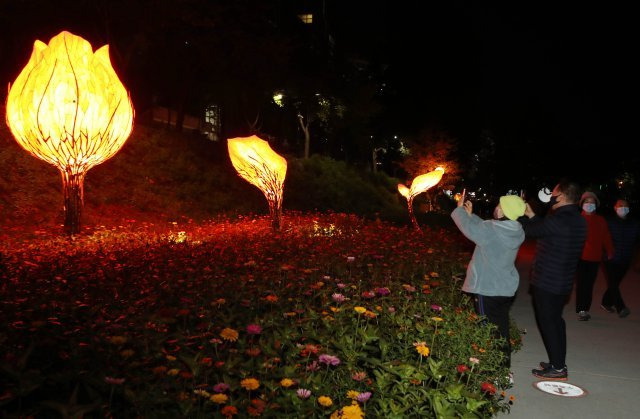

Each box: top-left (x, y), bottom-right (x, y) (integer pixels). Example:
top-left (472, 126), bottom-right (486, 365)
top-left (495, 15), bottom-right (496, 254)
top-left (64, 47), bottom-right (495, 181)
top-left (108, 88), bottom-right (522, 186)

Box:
top-left (407, 197), bottom-right (420, 231)
top-left (61, 169), bottom-right (86, 235)
top-left (268, 195), bottom-right (283, 231)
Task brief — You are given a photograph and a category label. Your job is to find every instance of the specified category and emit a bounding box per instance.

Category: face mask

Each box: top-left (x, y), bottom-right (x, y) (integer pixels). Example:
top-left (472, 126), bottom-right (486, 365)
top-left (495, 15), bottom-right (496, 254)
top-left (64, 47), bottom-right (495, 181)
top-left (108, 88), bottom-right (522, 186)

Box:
top-left (582, 203), bottom-right (596, 213)
top-left (616, 207), bottom-right (629, 217)
top-left (548, 195), bottom-right (558, 207)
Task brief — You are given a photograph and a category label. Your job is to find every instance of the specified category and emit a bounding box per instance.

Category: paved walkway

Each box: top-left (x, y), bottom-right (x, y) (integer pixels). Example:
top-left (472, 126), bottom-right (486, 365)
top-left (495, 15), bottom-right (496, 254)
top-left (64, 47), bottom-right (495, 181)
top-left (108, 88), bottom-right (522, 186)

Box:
top-left (500, 240), bottom-right (640, 418)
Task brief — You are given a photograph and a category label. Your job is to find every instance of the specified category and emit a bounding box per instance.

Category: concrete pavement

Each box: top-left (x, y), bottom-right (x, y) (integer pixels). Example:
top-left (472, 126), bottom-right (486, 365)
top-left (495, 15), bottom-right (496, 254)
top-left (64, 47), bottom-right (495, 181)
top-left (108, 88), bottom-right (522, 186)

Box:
top-left (499, 240), bottom-right (640, 419)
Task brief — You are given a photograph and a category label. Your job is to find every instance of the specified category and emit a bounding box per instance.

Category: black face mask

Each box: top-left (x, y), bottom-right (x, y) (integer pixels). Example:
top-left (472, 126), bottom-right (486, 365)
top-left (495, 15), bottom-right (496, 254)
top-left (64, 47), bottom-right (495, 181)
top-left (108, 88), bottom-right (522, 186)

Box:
top-left (549, 195), bottom-right (558, 206)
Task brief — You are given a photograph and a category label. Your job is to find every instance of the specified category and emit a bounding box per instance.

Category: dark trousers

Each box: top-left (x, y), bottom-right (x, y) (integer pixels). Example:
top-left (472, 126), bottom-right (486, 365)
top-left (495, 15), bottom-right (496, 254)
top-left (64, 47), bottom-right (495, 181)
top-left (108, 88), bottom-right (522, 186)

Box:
top-left (603, 261), bottom-right (630, 311)
top-left (575, 260), bottom-right (601, 312)
top-left (532, 286), bottom-right (569, 369)
top-left (473, 294), bottom-right (514, 368)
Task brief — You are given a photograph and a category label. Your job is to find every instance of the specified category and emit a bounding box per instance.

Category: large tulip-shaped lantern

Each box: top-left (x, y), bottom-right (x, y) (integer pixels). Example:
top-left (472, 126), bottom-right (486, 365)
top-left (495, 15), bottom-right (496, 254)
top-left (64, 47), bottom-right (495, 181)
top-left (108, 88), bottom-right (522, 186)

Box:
top-left (228, 135), bottom-right (287, 230)
top-left (398, 167), bottom-right (444, 230)
top-left (5, 31), bottom-right (134, 234)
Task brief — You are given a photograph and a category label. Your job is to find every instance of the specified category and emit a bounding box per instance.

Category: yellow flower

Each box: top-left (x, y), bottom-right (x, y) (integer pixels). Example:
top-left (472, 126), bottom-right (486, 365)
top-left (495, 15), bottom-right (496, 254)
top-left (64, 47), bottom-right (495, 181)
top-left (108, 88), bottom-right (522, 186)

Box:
top-left (167, 368), bottom-right (180, 376)
top-left (241, 378), bottom-right (260, 391)
top-left (346, 390), bottom-right (360, 400)
top-left (194, 389), bottom-right (211, 398)
top-left (431, 317), bottom-right (444, 322)
top-left (354, 307), bottom-right (366, 314)
top-left (318, 396), bottom-right (333, 407)
top-left (166, 355), bottom-right (177, 361)
top-left (415, 345), bottom-right (430, 357)
top-left (330, 402), bottom-right (364, 419)
top-left (220, 328), bottom-right (239, 342)
top-left (280, 378), bottom-right (294, 388)
top-left (430, 272), bottom-right (439, 277)
top-left (210, 393), bottom-right (228, 404)
top-left (330, 306), bottom-right (340, 312)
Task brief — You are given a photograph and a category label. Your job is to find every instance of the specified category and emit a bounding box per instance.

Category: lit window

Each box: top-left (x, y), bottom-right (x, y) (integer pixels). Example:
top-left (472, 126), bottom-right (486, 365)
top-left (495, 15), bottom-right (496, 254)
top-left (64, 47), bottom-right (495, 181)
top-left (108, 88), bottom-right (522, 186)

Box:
top-left (298, 14), bottom-right (313, 24)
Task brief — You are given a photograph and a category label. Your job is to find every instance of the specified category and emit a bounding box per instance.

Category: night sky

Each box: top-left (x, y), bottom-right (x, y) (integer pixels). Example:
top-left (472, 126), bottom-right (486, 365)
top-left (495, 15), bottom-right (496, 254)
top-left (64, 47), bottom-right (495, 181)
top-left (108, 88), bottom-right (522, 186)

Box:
top-left (1, 0), bottom-right (636, 198)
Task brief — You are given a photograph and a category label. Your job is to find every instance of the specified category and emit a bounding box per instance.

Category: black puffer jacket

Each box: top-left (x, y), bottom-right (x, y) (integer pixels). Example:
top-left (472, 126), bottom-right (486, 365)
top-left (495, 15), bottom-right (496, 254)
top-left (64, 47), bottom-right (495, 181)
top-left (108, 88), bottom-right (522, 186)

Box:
top-left (522, 204), bottom-right (587, 295)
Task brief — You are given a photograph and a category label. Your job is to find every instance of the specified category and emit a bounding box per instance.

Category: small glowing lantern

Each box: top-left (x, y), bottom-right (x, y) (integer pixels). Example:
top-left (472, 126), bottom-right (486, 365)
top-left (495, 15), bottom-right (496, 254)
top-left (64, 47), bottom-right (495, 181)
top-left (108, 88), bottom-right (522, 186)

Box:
top-left (228, 135), bottom-right (287, 230)
top-left (398, 167), bottom-right (444, 230)
top-left (5, 31), bottom-right (134, 235)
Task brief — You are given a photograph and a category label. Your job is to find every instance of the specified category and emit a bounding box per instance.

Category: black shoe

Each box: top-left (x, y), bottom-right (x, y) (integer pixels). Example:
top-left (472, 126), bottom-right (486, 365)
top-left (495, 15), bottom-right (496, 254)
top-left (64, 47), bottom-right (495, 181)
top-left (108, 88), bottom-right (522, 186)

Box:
top-left (577, 311), bottom-right (591, 321)
top-left (532, 366), bottom-right (568, 381)
top-left (539, 361), bottom-right (551, 369)
top-left (618, 307), bottom-right (630, 318)
top-left (600, 304), bottom-right (615, 313)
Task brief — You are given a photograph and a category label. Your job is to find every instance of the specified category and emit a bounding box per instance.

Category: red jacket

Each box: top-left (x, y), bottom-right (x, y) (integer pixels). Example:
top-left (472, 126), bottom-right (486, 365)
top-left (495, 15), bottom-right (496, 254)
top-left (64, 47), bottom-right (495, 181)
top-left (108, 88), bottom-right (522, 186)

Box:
top-left (581, 212), bottom-right (614, 261)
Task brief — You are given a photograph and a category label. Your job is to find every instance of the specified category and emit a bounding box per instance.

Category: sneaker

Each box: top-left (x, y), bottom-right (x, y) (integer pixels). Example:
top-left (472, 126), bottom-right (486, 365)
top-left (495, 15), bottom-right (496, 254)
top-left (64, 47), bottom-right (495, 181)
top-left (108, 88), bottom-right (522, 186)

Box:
top-left (577, 311), bottom-right (591, 321)
top-left (539, 361), bottom-right (551, 369)
top-left (600, 304), bottom-right (615, 313)
top-left (532, 366), bottom-right (568, 381)
top-left (618, 307), bottom-right (630, 318)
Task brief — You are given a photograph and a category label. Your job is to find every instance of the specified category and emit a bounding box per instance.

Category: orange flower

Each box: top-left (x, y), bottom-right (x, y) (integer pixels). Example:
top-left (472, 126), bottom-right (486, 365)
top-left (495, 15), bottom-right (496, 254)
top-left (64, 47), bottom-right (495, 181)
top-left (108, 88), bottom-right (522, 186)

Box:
top-left (210, 393), bottom-right (228, 404)
top-left (280, 378), bottom-right (294, 388)
top-left (241, 378), bottom-right (260, 391)
top-left (415, 345), bottom-right (430, 357)
top-left (220, 328), bottom-right (239, 342)
top-left (264, 295), bottom-right (278, 303)
top-left (318, 396), bottom-right (333, 407)
top-left (221, 405), bottom-right (238, 417)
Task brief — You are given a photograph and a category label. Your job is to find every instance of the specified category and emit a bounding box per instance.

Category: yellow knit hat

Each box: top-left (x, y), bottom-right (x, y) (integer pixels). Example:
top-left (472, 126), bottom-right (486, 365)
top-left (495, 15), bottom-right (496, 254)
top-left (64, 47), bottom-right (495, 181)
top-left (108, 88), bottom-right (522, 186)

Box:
top-left (499, 195), bottom-right (526, 221)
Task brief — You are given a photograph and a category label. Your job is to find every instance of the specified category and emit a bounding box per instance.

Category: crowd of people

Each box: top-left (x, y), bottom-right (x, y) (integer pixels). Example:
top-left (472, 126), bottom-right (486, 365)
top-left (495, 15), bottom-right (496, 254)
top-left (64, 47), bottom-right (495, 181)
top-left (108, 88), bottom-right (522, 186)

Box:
top-left (451, 179), bottom-right (639, 382)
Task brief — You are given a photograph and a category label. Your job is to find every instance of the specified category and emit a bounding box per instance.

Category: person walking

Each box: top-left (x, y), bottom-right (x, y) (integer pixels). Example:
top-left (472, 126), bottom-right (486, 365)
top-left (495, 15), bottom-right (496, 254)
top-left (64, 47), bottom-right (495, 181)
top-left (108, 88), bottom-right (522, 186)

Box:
top-left (451, 191), bottom-right (526, 372)
top-left (575, 191), bottom-right (614, 321)
top-left (520, 179), bottom-right (587, 380)
top-left (602, 199), bottom-right (640, 318)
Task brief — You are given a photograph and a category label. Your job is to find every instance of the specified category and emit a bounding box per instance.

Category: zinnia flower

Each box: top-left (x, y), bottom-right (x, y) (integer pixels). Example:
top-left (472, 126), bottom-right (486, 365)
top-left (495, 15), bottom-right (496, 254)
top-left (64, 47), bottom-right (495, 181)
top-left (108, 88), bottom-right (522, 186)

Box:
top-left (332, 293), bottom-right (346, 303)
top-left (246, 324), bottom-right (262, 335)
top-left (361, 291), bottom-right (375, 298)
top-left (210, 393), bottom-right (228, 404)
top-left (297, 388), bottom-right (312, 399)
top-left (351, 371), bottom-right (367, 381)
top-left (431, 304), bottom-right (442, 311)
top-left (469, 357), bottom-right (480, 364)
top-left (347, 390), bottom-right (360, 400)
top-left (280, 378), bottom-right (294, 388)
top-left (431, 317), bottom-right (444, 322)
top-left (376, 287), bottom-right (390, 296)
top-left (104, 376), bottom-right (125, 385)
top-left (337, 283), bottom-right (346, 289)
top-left (457, 364), bottom-right (469, 374)
top-left (220, 328), bottom-right (239, 342)
top-left (240, 378), bottom-right (260, 391)
top-left (221, 405), bottom-right (238, 417)
top-left (481, 382), bottom-right (496, 395)
top-left (402, 284), bottom-right (416, 292)
top-left (356, 392), bottom-right (372, 403)
top-left (307, 361), bottom-right (320, 371)
top-left (330, 403), bottom-right (365, 419)
top-left (213, 382), bottom-right (230, 393)
top-left (318, 354), bottom-right (341, 366)
top-left (354, 307), bottom-right (366, 314)
top-left (415, 345), bottom-right (430, 357)
top-left (318, 396), bottom-right (333, 407)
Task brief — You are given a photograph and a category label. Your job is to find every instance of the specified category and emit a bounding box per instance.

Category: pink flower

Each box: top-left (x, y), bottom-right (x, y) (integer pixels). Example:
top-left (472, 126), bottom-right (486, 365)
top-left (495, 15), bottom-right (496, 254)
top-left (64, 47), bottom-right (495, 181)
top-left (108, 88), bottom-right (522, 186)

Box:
top-left (213, 382), bottom-right (230, 393)
top-left (356, 392), bottom-right (372, 403)
top-left (469, 357), bottom-right (480, 364)
top-left (246, 324), bottom-right (262, 335)
top-left (332, 293), bottom-right (346, 303)
top-left (431, 304), bottom-right (442, 312)
top-left (296, 388), bottom-right (312, 399)
top-left (318, 354), bottom-right (341, 366)
top-left (388, 306), bottom-right (396, 313)
top-left (337, 283), bottom-right (346, 289)
top-left (306, 361), bottom-right (320, 371)
top-left (347, 256), bottom-right (355, 262)
top-left (376, 287), bottom-right (391, 296)
top-left (351, 371), bottom-right (367, 381)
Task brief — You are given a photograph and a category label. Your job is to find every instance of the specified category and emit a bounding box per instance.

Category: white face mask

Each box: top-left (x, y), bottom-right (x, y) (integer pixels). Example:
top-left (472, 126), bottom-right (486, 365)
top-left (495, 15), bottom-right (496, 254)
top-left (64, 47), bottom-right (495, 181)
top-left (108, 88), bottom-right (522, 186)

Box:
top-left (616, 207), bottom-right (630, 217)
top-left (582, 203), bottom-right (596, 213)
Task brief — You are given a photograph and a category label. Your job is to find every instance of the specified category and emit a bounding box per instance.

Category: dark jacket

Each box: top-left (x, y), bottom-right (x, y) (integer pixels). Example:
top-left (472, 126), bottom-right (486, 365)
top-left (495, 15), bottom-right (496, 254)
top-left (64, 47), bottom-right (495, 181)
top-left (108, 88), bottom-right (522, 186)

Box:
top-left (607, 216), bottom-right (640, 264)
top-left (521, 204), bottom-right (587, 295)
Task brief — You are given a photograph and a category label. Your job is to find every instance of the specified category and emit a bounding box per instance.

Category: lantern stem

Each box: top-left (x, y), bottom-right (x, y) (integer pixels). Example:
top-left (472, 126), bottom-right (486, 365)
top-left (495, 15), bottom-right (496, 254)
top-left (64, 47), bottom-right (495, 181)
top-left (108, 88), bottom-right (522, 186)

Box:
top-left (407, 197), bottom-right (421, 232)
top-left (268, 197), bottom-right (283, 231)
top-left (61, 169), bottom-right (85, 235)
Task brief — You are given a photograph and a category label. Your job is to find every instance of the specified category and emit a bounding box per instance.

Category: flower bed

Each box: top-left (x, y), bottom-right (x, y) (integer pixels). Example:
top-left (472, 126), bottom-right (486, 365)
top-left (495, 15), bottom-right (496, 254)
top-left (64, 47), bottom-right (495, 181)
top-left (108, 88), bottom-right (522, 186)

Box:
top-left (0, 213), bottom-right (520, 417)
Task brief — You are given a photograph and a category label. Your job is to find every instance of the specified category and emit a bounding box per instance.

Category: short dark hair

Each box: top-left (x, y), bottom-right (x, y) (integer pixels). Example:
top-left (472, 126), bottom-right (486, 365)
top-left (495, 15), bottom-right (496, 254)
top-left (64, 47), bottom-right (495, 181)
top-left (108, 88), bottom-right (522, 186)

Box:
top-left (557, 178), bottom-right (581, 204)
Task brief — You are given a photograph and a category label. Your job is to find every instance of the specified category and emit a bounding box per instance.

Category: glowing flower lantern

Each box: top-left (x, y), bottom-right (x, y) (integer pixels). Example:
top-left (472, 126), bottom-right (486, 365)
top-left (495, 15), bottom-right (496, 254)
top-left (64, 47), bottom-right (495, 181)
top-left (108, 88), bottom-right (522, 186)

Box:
top-left (5, 31), bottom-right (134, 234)
top-left (398, 166), bottom-right (445, 230)
top-left (227, 135), bottom-right (287, 230)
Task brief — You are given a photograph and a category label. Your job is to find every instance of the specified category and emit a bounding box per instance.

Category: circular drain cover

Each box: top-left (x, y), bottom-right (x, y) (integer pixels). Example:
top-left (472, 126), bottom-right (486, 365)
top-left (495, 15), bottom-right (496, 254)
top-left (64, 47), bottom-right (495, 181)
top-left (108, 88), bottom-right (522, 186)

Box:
top-left (533, 381), bottom-right (587, 397)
